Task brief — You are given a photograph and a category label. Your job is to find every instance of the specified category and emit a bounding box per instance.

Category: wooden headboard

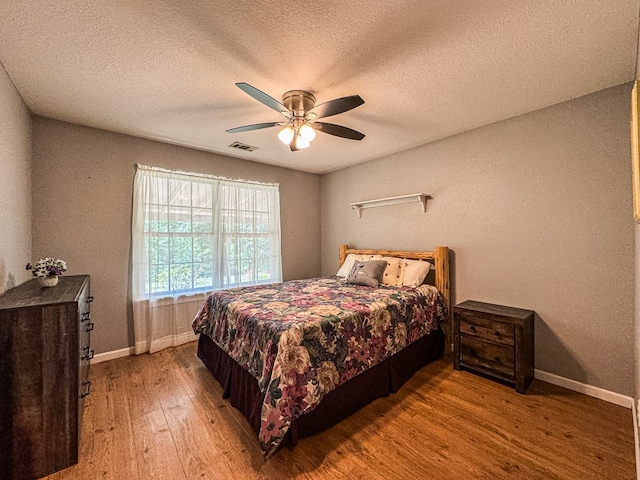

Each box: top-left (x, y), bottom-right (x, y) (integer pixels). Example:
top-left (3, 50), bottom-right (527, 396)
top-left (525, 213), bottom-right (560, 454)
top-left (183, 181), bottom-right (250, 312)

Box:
top-left (339, 244), bottom-right (452, 354)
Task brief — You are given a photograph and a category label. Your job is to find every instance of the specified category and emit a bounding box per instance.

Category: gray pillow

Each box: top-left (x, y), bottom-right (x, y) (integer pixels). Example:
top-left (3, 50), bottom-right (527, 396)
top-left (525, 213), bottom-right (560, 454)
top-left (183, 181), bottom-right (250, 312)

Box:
top-left (347, 260), bottom-right (388, 287)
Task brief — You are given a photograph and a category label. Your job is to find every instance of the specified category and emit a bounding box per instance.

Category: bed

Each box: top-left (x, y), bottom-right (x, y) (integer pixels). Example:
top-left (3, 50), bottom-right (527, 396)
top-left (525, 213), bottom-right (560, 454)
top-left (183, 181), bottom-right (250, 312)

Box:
top-left (192, 244), bottom-right (451, 458)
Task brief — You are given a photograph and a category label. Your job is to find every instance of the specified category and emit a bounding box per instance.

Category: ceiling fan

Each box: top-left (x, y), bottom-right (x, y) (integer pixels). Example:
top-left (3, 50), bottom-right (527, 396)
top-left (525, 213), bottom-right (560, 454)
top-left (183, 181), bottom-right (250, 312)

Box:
top-left (226, 82), bottom-right (365, 151)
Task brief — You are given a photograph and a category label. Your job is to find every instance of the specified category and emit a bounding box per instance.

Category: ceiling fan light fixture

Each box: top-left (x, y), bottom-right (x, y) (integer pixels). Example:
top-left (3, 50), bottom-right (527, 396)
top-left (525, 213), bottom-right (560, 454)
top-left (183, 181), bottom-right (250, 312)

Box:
top-left (229, 83), bottom-right (365, 151)
top-left (299, 124), bottom-right (316, 143)
top-left (277, 126), bottom-right (295, 145)
top-left (294, 134), bottom-right (310, 150)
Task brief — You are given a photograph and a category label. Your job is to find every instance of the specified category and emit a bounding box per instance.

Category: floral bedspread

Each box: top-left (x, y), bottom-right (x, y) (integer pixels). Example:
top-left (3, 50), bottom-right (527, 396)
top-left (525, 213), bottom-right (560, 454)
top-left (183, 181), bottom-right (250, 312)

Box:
top-left (192, 276), bottom-right (447, 458)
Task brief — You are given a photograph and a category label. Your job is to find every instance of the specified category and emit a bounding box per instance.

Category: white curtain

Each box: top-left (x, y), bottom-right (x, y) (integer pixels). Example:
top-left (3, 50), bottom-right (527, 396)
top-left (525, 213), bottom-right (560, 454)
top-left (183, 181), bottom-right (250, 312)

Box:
top-left (131, 165), bottom-right (282, 354)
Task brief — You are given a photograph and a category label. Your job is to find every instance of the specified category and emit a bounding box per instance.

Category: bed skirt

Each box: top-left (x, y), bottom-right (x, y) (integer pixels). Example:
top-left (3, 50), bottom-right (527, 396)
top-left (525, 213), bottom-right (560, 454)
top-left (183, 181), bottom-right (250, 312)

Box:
top-left (196, 327), bottom-right (444, 449)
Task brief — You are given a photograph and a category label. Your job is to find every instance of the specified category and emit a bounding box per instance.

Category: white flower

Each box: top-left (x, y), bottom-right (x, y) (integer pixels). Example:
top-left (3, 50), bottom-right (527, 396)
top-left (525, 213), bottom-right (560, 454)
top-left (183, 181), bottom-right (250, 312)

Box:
top-left (26, 257), bottom-right (67, 278)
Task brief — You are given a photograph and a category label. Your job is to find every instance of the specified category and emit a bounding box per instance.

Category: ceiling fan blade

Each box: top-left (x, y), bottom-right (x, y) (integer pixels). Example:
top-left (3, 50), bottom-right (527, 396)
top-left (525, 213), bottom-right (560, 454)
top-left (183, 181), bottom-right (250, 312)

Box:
top-left (306, 95), bottom-right (364, 120)
top-left (235, 82), bottom-right (290, 117)
top-left (313, 122), bottom-right (365, 140)
top-left (226, 122), bottom-right (281, 133)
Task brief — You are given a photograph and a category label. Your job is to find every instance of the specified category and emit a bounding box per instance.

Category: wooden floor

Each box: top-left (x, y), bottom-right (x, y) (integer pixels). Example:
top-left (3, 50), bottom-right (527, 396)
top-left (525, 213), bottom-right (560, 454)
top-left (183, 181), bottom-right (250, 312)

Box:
top-left (43, 342), bottom-right (635, 480)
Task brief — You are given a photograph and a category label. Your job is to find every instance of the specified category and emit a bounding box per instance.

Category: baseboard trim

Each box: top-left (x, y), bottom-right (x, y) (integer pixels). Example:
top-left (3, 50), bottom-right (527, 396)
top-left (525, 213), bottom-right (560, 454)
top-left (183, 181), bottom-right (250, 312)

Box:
top-left (534, 369), bottom-right (633, 408)
top-left (92, 346), bottom-right (135, 364)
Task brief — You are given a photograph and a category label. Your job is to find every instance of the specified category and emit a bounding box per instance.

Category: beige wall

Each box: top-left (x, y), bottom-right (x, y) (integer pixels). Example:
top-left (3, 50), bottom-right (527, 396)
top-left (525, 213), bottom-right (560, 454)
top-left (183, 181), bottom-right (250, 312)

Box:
top-left (31, 118), bottom-right (321, 354)
top-left (0, 63), bottom-right (31, 294)
top-left (320, 84), bottom-right (635, 396)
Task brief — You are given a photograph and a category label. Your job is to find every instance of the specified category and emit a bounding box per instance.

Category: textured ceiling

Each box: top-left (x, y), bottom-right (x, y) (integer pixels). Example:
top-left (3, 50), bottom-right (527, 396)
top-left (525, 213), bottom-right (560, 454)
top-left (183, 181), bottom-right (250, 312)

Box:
top-left (0, 0), bottom-right (638, 174)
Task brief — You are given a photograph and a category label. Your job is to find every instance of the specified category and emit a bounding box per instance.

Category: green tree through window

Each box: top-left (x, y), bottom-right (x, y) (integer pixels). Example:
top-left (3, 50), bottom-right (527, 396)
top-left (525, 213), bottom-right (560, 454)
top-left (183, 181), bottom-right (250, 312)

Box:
top-left (133, 167), bottom-right (282, 298)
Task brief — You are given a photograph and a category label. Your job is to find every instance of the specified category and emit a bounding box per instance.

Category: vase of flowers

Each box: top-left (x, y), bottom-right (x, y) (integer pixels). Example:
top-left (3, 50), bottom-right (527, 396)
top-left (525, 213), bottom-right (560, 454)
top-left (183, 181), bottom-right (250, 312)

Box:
top-left (26, 257), bottom-right (67, 287)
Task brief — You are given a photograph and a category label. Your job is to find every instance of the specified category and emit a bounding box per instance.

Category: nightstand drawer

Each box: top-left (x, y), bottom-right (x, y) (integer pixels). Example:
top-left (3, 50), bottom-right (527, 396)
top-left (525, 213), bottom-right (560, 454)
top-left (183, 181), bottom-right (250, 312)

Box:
top-left (459, 336), bottom-right (515, 382)
top-left (459, 312), bottom-right (514, 346)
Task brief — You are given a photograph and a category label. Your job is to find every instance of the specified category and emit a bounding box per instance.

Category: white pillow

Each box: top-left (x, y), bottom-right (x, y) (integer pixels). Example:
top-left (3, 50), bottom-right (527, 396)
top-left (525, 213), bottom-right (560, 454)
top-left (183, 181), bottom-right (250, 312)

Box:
top-left (402, 259), bottom-right (432, 287)
top-left (336, 254), bottom-right (383, 277)
top-left (398, 259), bottom-right (407, 285)
top-left (379, 256), bottom-right (402, 286)
top-left (337, 254), bottom-right (358, 277)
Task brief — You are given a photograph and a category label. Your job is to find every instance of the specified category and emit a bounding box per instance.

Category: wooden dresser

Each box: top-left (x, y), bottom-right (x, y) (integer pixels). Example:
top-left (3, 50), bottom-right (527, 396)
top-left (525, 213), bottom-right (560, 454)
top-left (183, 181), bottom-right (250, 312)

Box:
top-left (0, 275), bottom-right (93, 479)
top-left (453, 300), bottom-right (534, 394)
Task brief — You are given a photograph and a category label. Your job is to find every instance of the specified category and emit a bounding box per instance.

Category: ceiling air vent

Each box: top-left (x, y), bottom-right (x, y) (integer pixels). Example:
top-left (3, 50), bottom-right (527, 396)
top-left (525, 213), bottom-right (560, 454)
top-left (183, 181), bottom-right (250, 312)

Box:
top-left (229, 141), bottom-right (258, 152)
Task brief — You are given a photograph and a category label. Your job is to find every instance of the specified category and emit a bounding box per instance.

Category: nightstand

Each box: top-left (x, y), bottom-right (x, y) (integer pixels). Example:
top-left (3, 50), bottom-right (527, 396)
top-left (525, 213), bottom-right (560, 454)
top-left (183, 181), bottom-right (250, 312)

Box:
top-left (453, 300), bottom-right (534, 394)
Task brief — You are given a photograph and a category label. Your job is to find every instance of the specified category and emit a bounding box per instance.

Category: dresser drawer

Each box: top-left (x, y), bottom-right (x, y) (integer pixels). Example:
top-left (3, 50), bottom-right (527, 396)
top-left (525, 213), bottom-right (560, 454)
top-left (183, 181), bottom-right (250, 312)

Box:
top-left (459, 312), bottom-right (514, 346)
top-left (459, 336), bottom-right (515, 382)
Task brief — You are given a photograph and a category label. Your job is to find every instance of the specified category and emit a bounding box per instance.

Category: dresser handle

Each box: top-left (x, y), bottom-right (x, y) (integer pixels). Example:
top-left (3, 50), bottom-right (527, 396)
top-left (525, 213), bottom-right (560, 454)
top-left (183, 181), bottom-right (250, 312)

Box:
top-left (86, 322), bottom-right (94, 332)
top-left (81, 346), bottom-right (94, 361)
top-left (87, 296), bottom-right (94, 303)
top-left (469, 325), bottom-right (476, 332)
top-left (81, 312), bottom-right (91, 322)
top-left (81, 380), bottom-right (91, 398)
top-left (494, 331), bottom-right (501, 337)
top-left (494, 356), bottom-right (501, 363)
top-left (470, 348), bottom-right (477, 357)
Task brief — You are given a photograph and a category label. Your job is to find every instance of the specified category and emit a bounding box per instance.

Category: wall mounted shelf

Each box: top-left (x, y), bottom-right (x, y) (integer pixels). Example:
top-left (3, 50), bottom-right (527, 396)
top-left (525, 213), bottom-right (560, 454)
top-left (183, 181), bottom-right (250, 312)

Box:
top-left (349, 193), bottom-right (432, 218)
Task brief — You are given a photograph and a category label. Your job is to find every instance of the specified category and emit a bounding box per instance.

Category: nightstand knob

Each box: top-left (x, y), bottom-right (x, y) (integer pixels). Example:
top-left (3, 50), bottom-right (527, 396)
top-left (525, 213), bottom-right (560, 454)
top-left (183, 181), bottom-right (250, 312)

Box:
top-left (469, 325), bottom-right (476, 332)
top-left (470, 349), bottom-right (477, 357)
top-left (494, 331), bottom-right (500, 337)
top-left (494, 356), bottom-right (501, 363)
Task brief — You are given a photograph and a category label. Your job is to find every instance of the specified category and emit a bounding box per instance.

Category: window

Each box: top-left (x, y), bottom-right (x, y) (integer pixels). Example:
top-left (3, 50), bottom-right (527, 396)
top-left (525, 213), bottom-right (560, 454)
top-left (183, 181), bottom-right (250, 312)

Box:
top-left (132, 166), bottom-right (282, 298)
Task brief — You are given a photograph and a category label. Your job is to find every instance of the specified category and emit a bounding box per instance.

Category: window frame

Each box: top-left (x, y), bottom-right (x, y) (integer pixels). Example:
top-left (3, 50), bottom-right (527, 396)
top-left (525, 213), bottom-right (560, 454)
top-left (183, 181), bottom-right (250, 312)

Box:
top-left (132, 166), bottom-right (282, 299)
